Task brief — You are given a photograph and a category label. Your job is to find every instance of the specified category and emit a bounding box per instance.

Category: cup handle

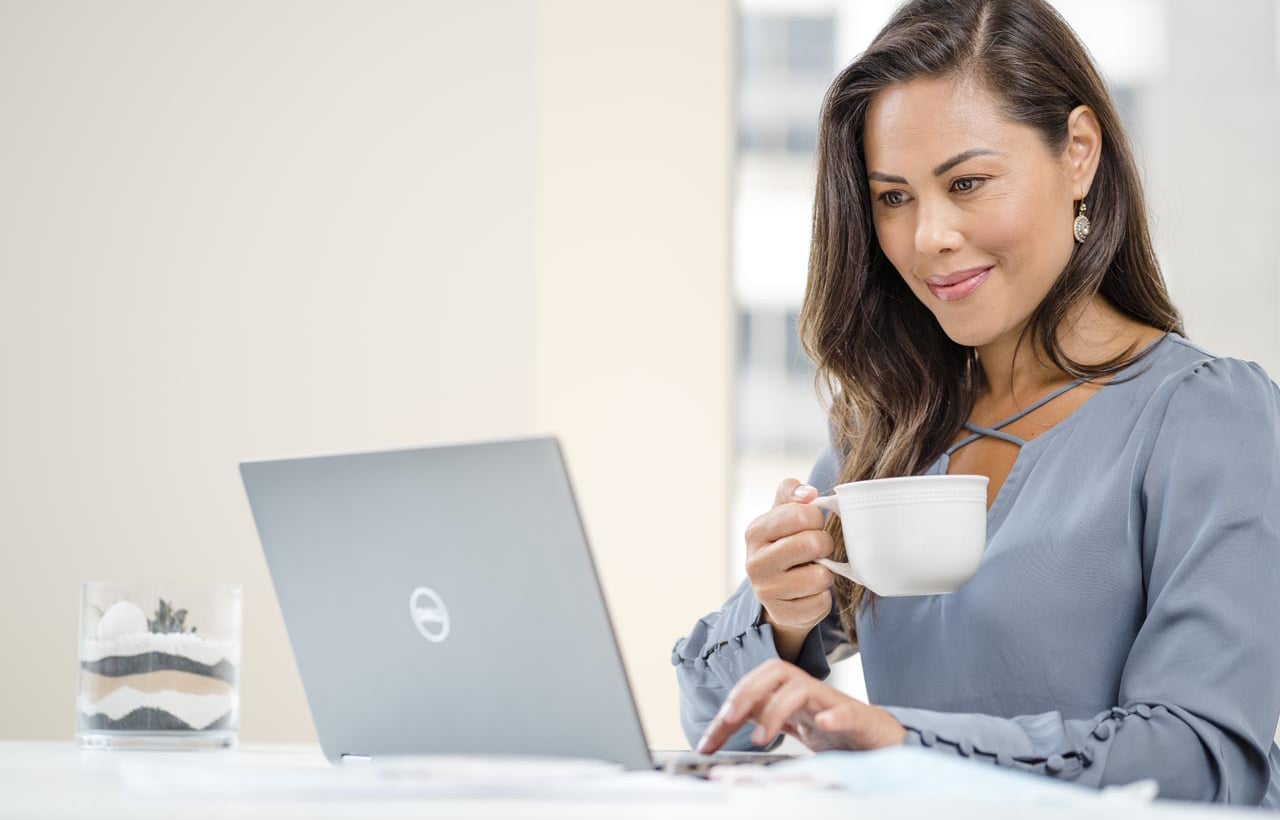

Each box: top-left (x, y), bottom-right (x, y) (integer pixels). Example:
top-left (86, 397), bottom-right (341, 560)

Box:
top-left (815, 558), bottom-right (863, 586)
top-left (807, 495), bottom-right (866, 586)
top-left (809, 494), bottom-right (840, 515)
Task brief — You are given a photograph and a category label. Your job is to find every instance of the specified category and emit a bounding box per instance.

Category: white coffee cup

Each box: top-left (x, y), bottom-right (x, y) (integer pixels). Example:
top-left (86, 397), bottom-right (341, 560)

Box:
top-left (810, 474), bottom-right (988, 596)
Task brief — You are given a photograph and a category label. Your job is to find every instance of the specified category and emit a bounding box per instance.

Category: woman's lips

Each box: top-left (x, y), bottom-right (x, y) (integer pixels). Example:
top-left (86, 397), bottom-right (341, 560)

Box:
top-left (926, 266), bottom-right (992, 302)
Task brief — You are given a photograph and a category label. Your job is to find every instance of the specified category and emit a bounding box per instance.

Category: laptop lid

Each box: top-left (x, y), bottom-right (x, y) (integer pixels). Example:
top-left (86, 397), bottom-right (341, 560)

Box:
top-left (239, 436), bottom-right (652, 769)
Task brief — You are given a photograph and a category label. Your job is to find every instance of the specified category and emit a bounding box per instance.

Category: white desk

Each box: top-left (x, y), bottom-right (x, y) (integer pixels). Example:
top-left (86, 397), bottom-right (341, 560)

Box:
top-left (0, 741), bottom-right (1259, 820)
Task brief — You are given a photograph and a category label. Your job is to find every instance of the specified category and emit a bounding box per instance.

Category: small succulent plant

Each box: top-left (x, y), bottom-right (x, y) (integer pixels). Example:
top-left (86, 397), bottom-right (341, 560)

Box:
top-left (148, 598), bottom-right (197, 634)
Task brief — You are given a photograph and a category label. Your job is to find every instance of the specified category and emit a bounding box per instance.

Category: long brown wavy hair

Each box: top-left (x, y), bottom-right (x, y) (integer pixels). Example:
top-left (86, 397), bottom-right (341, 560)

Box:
top-left (797, 0), bottom-right (1184, 643)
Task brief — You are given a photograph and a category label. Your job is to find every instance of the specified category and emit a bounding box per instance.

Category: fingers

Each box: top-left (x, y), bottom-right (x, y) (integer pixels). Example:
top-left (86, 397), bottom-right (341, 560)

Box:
top-left (750, 569), bottom-right (832, 636)
top-left (769, 529), bottom-right (835, 571)
top-left (746, 503), bottom-right (826, 551)
top-left (770, 593), bottom-right (833, 640)
top-left (777, 586), bottom-right (831, 610)
top-left (749, 538), bottom-right (835, 595)
top-left (750, 564), bottom-right (822, 615)
top-left (696, 659), bottom-right (796, 754)
top-left (743, 479), bottom-right (833, 637)
top-left (696, 659), bottom-right (857, 755)
top-left (813, 702), bottom-right (858, 733)
top-left (748, 676), bottom-right (819, 746)
top-left (773, 478), bottom-right (817, 508)
top-left (813, 702), bottom-right (908, 750)
top-left (746, 533), bottom-right (832, 598)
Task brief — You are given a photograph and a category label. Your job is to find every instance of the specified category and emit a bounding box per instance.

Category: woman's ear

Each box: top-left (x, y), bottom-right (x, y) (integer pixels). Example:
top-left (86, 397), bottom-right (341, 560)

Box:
top-left (1065, 104), bottom-right (1103, 199)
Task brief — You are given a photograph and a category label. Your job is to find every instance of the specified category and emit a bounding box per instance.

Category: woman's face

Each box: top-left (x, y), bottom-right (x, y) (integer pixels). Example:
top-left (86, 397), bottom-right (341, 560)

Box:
top-left (863, 75), bottom-right (1096, 349)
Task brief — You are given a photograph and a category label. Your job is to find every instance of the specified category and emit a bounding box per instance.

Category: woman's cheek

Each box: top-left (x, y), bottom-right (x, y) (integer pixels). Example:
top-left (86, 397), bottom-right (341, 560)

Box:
top-left (873, 219), bottom-right (916, 278)
top-left (969, 195), bottom-right (1029, 258)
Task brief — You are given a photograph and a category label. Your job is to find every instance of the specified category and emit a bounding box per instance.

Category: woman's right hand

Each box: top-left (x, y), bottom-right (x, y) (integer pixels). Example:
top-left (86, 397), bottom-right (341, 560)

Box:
top-left (744, 478), bottom-right (835, 659)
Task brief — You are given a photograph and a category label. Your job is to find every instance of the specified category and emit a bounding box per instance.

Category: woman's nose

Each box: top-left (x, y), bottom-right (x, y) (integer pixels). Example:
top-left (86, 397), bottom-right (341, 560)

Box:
top-left (913, 199), bottom-right (963, 257)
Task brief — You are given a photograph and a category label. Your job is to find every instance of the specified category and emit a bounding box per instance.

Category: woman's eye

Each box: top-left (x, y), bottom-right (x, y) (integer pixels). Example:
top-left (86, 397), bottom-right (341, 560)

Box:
top-left (951, 177), bottom-right (986, 193)
top-left (877, 191), bottom-right (907, 207)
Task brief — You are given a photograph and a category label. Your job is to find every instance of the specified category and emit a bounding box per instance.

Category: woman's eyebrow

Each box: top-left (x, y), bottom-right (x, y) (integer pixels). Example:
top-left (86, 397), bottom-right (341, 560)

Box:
top-left (868, 148), bottom-right (1006, 184)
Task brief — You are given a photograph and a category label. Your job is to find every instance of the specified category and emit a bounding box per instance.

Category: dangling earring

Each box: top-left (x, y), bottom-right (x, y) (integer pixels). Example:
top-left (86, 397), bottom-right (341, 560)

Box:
top-left (1073, 198), bottom-right (1091, 243)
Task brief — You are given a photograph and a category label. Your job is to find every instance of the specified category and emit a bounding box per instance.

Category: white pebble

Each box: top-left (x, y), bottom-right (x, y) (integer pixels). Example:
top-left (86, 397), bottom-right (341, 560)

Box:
top-left (97, 600), bottom-right (148, 640)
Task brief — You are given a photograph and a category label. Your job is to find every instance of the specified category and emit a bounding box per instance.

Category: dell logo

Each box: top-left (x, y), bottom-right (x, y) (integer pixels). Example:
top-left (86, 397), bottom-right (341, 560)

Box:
top-left (409, 586), bottom-right (450, 643)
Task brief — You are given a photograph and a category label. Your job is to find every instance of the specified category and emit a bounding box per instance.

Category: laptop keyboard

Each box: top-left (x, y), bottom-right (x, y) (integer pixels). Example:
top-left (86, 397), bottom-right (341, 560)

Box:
top-left (650, 750), bottom-right (796, 778)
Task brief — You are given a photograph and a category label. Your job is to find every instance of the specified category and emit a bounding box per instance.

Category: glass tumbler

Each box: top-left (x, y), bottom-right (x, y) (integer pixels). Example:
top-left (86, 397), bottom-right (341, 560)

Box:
top-left (77, 581), bottom-right (242, 750)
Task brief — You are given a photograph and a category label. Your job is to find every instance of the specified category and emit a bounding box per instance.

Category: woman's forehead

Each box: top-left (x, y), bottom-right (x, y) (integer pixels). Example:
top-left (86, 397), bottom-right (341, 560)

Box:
top-left (864, 76), bottom-right (1034, 176)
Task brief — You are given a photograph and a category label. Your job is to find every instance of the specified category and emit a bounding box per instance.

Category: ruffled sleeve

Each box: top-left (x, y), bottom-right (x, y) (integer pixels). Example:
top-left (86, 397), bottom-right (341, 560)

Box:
top-left (670, 439), bottom-right (854, 750)
top-left (879, 357), bottom-right (1280, 803)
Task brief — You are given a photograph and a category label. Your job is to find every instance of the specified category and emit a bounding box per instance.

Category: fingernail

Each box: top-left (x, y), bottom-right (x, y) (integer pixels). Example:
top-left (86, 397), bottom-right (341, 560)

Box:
top-left (716, 698), bottom-right (736, 721)
top-left (696, 735), bottom-right (709, 754)
top-left (751, 725), bottom-right (765, 744)
top-left (792, 484), bottom-right (814, 499)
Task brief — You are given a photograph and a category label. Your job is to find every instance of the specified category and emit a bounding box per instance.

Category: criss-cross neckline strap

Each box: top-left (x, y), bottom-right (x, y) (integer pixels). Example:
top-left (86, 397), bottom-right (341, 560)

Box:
top-left (945, 377), bottom-right (1088, 455)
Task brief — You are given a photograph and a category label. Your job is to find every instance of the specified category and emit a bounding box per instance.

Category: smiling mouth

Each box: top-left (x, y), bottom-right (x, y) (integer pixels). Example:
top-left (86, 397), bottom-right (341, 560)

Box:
top-left (926, 266), bottom-right (992, 302)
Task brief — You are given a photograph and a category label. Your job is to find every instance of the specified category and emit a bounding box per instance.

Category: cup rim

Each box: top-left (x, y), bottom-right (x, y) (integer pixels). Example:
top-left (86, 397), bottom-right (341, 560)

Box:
top-left (832, 474), bottom-right (988, 492)
top-left (81, 580), bottom-right (244, 596)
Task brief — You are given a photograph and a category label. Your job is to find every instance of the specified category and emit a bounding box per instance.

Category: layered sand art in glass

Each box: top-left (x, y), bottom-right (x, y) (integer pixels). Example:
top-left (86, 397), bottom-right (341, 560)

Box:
top-left (77, 582), bottom-right (243, 750)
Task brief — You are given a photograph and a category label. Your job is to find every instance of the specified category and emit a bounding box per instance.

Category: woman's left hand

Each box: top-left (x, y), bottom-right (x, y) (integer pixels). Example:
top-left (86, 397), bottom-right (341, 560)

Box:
top-left (696, 658), bottom-right (908, 754)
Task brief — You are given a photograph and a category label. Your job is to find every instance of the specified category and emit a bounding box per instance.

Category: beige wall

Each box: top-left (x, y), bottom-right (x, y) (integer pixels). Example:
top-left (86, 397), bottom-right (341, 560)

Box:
top-left (535, 1), bottom-right (733, 749)
top-left (0, 1), bottom-right (731, 751)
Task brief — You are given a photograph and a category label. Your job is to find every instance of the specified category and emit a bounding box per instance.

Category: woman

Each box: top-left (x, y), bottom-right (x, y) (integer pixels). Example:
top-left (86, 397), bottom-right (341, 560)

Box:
top-left (672, 0), bottom-right (1280, 805)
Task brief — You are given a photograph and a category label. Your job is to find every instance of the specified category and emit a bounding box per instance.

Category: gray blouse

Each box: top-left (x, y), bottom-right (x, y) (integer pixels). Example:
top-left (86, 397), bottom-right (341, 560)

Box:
top-left (671, 333), bottom-right (1280, 805)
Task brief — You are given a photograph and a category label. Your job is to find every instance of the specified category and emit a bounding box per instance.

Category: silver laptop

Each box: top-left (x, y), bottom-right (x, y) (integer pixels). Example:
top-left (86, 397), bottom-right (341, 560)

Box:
top-left (239, 436), bottom-right (793, 774)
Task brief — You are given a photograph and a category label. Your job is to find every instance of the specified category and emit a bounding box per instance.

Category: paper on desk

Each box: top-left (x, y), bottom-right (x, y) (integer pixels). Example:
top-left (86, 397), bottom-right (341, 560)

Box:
top-left (707, 747), bottom-right (1157, 807)
top-left (117, 754), bottom-right (726, 802)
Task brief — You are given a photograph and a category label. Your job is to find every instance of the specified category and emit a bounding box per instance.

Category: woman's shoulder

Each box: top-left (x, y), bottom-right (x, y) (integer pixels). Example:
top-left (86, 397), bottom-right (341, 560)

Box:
top-left (1134, 332), bottom-right (1280, 444)
top-left (1132, 336), bottom-right (1280, 540)
top-left (1148, 332), bottom-right (1276, 397)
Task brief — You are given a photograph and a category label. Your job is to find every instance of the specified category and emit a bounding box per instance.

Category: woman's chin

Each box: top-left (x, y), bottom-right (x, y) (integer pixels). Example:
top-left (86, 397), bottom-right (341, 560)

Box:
top-left (935, 321), bottom-right (1000, 349)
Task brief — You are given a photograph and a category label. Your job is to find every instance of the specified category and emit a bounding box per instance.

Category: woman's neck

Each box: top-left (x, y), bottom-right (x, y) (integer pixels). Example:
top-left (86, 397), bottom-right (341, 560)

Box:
top-left (975, 296), bottom-right (1155, 404)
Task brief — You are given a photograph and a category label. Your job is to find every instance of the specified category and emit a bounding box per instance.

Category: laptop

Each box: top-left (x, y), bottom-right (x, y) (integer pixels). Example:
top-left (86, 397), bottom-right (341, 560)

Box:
top-left (239, 435), bottom-right (795, 776)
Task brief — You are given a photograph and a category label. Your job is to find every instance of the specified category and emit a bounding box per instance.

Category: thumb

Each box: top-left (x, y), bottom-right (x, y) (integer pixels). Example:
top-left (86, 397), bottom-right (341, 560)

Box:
top-left (774, 478), bottom-right (816, 508)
